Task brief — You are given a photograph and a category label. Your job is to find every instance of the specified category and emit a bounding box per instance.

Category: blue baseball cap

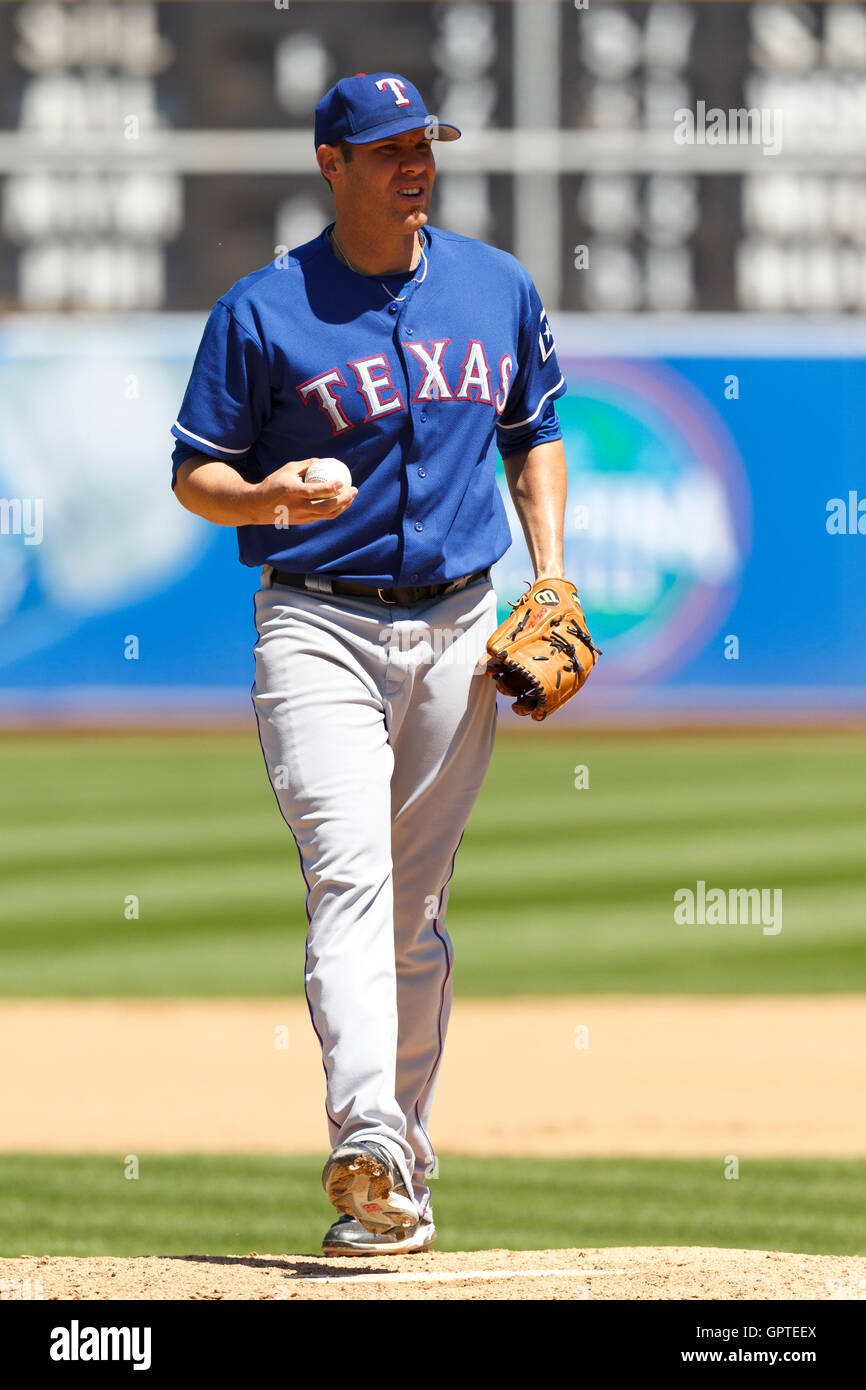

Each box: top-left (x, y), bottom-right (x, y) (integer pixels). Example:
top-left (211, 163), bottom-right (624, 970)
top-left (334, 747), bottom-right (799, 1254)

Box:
top-left (314, 72), bottom-right (461, 148)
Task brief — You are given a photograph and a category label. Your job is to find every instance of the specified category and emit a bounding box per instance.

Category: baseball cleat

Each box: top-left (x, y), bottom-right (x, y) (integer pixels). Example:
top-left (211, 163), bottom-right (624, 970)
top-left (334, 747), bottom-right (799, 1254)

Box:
top-left (321, 1140), bottom-right (421, 1235)
top-left (322, 1209), bottom-right (436, 1256)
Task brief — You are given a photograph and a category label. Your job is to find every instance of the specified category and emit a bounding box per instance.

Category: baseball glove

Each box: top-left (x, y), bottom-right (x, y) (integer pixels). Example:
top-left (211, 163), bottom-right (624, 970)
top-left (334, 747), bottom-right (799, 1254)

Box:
top-left (485, 577), bottom-right (601, 720)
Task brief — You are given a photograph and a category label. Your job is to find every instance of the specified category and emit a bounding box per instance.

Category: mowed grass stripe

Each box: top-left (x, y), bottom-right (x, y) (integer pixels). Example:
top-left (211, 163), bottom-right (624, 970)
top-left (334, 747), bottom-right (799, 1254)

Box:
top-left (1, 732), bottom-right (864, 994)
top-left (0, 864), bottom-right (304, 923)
top-left (0, 812), bottom-right (283, 863)
top-left (2, 819), bottom-right (863, 906)
top-left (471, 773), bottom-right (866, 825)
top-left (459, 822), bottom-right (866, 882)
top-left (4, 821), bottom-right (862, 925)
top-left (0, 933), bottom-right (300, 996)
top-left (5, 760), bottom-right (862, 819)
top-left (3, 928), bottom-right (862, 995)
top-left (6, 796), bottom-right (863, 869)
top-left (0, 1154), bottom-right (863, 1257)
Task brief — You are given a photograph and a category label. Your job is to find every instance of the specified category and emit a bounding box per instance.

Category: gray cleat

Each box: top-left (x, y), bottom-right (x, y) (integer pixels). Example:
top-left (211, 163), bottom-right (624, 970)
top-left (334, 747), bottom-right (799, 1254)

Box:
top-left (322, 1210), bottom-right (436, 1256)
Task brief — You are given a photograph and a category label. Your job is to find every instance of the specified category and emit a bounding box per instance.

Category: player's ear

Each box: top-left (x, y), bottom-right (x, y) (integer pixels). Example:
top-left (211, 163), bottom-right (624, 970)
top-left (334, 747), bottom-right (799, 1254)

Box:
top-left (316, 144), bottom-right (344, 188)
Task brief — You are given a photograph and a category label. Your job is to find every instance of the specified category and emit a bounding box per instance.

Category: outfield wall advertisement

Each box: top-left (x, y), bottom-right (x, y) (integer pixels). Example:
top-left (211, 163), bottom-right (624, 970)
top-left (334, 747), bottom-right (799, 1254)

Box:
top-left (0, 313), bottom-right (864, 720)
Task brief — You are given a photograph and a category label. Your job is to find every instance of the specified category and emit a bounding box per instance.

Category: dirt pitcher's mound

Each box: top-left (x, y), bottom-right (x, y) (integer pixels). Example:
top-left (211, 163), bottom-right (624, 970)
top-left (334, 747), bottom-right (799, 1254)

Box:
top-left (5, 1248), bottom-right (865, 1301)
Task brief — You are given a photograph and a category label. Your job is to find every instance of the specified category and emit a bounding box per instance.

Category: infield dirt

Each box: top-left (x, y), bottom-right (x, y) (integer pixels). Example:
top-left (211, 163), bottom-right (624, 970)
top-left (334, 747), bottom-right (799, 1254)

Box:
top-left (1, 995), bottom-right (865, 1156)
top-left (4, 1246), bottom-right (865, 1300)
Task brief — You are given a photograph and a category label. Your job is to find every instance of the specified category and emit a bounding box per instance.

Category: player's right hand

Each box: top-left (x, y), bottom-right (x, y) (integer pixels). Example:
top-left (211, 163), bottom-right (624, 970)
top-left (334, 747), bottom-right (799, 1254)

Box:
top-left (248, 459), bottom-right (358, 526)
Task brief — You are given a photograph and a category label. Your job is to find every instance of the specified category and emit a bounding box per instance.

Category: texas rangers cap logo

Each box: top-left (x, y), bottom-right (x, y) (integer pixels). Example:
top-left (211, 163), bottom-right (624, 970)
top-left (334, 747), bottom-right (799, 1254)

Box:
top-left (314, 71), bottom-right (461, 148)
top-left (375, 77), bottom-right (411, 106)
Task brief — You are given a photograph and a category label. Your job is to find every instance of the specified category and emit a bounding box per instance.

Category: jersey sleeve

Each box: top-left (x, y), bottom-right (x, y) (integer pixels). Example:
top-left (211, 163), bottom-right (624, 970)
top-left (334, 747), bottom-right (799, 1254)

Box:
top-left (170, 299), bottom-right (271, 486)
top-left (495, 273), bottom-right (566, 457)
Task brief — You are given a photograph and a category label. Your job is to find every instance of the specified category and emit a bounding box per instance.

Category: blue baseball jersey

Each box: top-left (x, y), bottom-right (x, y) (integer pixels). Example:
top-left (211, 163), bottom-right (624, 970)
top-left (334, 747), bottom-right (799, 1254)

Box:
top-left (171, 222), bottom-right (566, 585)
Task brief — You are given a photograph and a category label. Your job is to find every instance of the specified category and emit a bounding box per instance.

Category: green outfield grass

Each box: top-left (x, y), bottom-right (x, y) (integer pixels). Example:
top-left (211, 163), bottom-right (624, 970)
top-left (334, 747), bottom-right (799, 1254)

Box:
top-left (0, 1154), bottom-right (863, 1259)
top-left (1, 730), bottom-right (864, 995)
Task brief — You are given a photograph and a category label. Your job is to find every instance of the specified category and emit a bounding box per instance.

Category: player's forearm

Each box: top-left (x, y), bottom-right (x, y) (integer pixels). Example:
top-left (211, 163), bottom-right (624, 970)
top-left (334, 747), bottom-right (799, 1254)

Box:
top-left (502, 439), bottom-right (567, 580)
top-left (173, 455), bottom-right (259, 526)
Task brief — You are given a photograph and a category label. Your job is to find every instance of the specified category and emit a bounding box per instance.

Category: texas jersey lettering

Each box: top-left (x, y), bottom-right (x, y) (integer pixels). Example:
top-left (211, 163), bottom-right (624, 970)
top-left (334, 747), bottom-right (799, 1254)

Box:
top-left (298, 339), bottom-right (513, 428)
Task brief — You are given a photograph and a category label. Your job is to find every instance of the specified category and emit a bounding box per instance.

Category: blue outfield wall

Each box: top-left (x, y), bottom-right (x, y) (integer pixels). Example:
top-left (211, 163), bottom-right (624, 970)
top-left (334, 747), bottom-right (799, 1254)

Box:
top-left (0, 313), bottom-right (864, 722)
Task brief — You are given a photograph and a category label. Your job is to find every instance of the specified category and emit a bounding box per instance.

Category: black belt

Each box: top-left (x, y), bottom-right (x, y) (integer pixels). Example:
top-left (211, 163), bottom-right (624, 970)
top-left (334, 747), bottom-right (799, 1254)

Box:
top-left (270, 566), bottom-right (490, 607)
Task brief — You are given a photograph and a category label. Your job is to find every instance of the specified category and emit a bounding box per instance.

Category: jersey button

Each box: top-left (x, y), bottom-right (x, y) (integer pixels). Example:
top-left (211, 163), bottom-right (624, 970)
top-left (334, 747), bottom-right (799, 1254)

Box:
top-left (388, 303), bottom-right (398, 314)
top-left (419, 412), bottom-right (427, 422)
top-left (411, 573), bottom-right (420, 581)
top-left (405, 327), bottom-right (414, 336)
top-left (414, 521), bottom-right (423, 532)
top-left (418, 467), bottom-right (427, 477)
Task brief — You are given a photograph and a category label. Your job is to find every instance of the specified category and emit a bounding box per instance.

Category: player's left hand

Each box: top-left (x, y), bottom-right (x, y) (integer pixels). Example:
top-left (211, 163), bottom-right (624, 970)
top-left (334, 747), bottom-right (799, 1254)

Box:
top-left (485, 576), bottom-right (601, 720)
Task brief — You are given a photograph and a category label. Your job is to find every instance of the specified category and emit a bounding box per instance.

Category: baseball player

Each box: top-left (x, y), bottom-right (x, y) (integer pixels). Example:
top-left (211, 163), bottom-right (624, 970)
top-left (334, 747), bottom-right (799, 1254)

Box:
top-left (170, 72), bottom-right (596, 1256)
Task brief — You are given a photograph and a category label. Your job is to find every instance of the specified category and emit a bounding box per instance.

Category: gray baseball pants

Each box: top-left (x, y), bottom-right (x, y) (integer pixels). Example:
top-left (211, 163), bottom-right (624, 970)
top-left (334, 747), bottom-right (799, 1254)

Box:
top-left (252, 565), bottom-right (499, 1209)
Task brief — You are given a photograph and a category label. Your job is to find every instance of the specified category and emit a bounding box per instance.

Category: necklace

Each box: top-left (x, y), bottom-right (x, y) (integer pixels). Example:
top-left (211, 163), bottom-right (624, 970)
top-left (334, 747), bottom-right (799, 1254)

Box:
top-left (329, 228), bottom-right (429, 301)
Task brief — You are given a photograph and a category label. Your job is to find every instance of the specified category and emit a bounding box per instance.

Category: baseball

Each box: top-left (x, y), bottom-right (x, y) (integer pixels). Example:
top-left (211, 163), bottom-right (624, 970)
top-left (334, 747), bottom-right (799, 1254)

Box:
top-left (305, 457), bottom-right (352, 503)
